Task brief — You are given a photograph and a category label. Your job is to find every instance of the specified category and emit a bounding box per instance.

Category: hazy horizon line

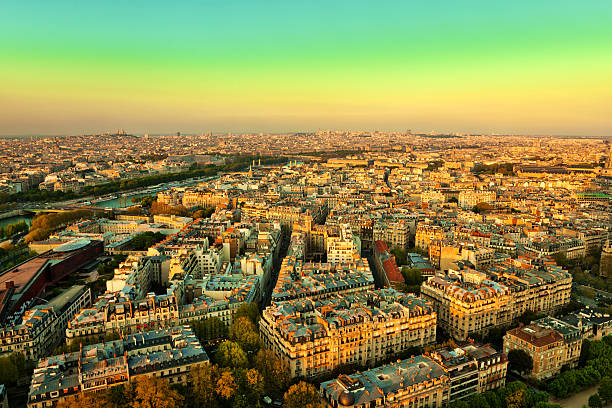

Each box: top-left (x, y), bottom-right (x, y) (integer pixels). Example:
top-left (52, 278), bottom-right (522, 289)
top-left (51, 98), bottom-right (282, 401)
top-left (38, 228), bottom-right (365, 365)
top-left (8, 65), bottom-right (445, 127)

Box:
top-left (1, 130), bottom-right (611, 139)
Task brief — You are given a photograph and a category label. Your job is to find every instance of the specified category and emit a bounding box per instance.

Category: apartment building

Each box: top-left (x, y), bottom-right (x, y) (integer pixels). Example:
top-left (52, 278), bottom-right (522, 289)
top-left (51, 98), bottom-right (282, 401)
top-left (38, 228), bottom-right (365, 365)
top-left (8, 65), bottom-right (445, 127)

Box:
top-left (271, 255), bottom-right (375, 302)
top-left (601, 240), bottom-right (612, 278)
top-left (461, 342), bottom-right (508, 393)
top-left (66, 271), bottom-right (259, 345)
top-left (372, 240), bottom-right (405, 287)
top-left (0, 286), bottom-right (91, 361)
top-left (415, 224), bottom-right (445, 251)
top-left (260, 289), bottom-right (437, 378)
top-left (421, 190), bottom-right (446, 204)
top-left (241, 202), bottom-right (325, 228)
top-left (428, 347), bottom-right (479, 402)
top-left (458, 190), bottom-right (496, 209)
top-left (429, 240), bottom-right (496, 272)
top-left (0, 384), bottom-right (7, 408)
top-left (532, 316), bottom-right (582, 369)
top-left (373, 219), bottom-right (411, 250)
top-left (557, 306), bottom-right (612, 340)
top-left (524, 236), bottom-right (586, 260)
top-left (106, 256), bottom-right (154, 297)
top-left (182, 189), bottom-right (230, 209)
top-left (326, 225), bottom-right (360, 264)
top-left (152, 215), bottom-right (193, 229)
top-left (421, 260), bottom-right (572, 341)
top-left (28, 326), bottom-right (208, 408)
top-left (503, 323), bottom-right (575, 380)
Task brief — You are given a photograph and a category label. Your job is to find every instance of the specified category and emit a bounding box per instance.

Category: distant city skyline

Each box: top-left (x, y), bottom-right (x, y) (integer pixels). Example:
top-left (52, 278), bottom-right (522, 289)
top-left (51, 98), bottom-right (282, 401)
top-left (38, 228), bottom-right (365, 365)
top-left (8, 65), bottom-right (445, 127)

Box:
top-left (1, 0), bottom-right (611, 136)
top-left (2, 130), bottom-right (612, 139)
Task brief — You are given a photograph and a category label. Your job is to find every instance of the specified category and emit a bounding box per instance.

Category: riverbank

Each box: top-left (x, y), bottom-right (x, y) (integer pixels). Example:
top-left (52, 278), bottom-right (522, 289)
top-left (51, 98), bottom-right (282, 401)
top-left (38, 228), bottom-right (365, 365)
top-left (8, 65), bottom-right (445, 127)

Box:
top-left (0, 209), bottom-right (30, 220)
top-left (0, 210), bottom-right (33, 228)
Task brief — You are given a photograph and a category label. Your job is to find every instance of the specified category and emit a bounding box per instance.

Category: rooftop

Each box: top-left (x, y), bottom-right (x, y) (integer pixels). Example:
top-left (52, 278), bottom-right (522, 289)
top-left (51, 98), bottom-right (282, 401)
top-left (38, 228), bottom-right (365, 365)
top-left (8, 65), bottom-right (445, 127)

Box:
top-left (321, 355), bottom-right (448, 407)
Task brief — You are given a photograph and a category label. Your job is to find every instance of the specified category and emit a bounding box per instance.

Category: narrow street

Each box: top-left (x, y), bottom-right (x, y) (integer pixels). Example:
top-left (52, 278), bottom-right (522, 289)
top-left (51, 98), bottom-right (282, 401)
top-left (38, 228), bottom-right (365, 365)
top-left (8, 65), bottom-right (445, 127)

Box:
top-left (260, 228), bottom-right (290, 308)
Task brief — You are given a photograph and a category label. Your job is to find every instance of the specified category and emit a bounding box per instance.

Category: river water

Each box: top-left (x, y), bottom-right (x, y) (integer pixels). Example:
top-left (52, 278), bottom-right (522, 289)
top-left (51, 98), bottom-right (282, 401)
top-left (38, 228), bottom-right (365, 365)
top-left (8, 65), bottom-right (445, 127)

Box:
top-left (92, 176), bottom-right (216, 209)
top-left (0, 215), bottom-right (33, 228)
top-left (93, 192), bottom-right (154, 209)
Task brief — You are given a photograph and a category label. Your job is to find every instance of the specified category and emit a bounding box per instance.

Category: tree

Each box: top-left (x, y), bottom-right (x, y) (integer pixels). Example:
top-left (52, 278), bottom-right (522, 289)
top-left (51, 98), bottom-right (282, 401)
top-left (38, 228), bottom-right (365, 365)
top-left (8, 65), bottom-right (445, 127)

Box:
top-left (192, 207), bottom-right (215, 219)
top-left (401, 268), bottom-right (424, 285)
top-left (547, 378), bottom-right (568, 399)
top-left (216, 340), bottom-right (249, 368)
top-left (505, 381), bottom-right (530, 408)
top-left (391, 247), bottom-right (407, 266)
top-left (130, 231), bottom-right (166, 251)
top-left (283, 381), bottom-right (323, 408)
top-left (25, 209), bottom-right (95, 243)
top-left (216, 370), bottom-right (237, 400)
top-left (234, 303), bottom-right (260, 324)
top-left (589, 393), bottom-right (603, 408)
top-left (1, 220), bottom-right (28, 238)
top-left (56, 393), bottom-right (111, 408)
top-left (0, 355), bottom-right (20, 386)
top-left (106, 384), bottom-right (132, 408)
top-left (233, 367), bottom-right (265, 404)
top-left (585, 339), bottom-right (607, 361)
top-left (474, 202), bottom-right (493, 213)
top-left (553, 252), bottom-right (569, 267)
top-left (254, 348), bottom-right (290, 394)
top-left (0, 353), bottom-right (34, 387)
top-left (450, 401), bottom-right (470, 408)
top-left (484, 390), bottom-right (502, 408)
top-left (231, 394), bottom-right (252, 408)
top-left (191, 316), bottom-right (228, 343)
top-left (245, 368), bottom-right (264, 397)
top-left (132, 376), bottom-right (183, 408)
top-left (508, 349), bottom-right (533, 375)
top-left (230, 316), bottom-right (262, 354)
top-left (190, 364), bottom-right (221, 408)
top-left (467, 393), bottom-right (490, 408)
top-left (150, 202), bottom-right (188, 216)
top-left (599, 376), bottom-right (612, 403)
top-left (126, 206), bottom-right (142, 215)
top-left (534, 403), bottom-right (562, 408)
top-left (517, 310), bottom-right (544, 325)
top-left (533, 391), bottom-right (549, 405)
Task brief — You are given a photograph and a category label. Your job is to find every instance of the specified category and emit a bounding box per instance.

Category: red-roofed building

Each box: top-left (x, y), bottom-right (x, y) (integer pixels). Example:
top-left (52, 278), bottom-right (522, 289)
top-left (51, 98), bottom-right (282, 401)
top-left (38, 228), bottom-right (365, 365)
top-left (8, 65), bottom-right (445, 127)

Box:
top-left (0, 240), bottom-right (102, 323)
top-left (372, 240), bottom-right (404, 287)
top-left (503, 323), bottom-right (575, 380)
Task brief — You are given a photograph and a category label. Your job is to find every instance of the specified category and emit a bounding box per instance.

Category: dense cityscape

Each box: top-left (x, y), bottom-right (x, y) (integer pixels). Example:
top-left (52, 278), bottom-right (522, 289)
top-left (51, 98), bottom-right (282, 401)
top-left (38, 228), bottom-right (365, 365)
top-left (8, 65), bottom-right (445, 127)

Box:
top-left (0, 131), bottom-right (610, 408)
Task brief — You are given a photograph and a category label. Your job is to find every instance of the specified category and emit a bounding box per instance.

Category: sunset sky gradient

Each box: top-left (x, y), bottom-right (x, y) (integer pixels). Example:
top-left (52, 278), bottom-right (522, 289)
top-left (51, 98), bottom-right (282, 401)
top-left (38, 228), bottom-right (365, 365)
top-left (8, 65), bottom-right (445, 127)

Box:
top-left (1, 0), bottom-right (611, 135)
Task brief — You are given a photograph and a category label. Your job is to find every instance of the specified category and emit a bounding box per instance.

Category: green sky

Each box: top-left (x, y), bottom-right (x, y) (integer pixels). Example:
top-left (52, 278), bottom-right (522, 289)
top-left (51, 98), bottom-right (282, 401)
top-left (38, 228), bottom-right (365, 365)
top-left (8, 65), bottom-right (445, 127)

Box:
top-left (1, 1), bottom-right (611, 135)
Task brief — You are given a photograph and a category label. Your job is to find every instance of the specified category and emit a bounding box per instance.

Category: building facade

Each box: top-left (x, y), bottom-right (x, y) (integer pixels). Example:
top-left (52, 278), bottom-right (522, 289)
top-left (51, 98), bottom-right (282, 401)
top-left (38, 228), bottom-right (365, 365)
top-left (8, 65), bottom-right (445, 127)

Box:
top-left (421, 261), bottom-right (572, 341)
top-left (503, 323), bottom-right (569, 380)
top-left (0, 286), bottom-right (91, 361)
top-left (260, 289), bottom-right (437, 378)
top-left (415, 224), bottom-right (444, 251)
